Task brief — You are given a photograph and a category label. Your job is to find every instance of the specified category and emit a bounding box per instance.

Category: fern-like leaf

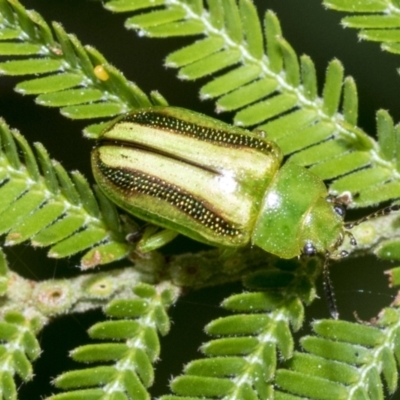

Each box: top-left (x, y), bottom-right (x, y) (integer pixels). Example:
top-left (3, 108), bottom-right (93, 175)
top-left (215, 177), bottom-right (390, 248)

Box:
top-left (0, 0), bottom-right (152, 137)
top-left (0, 312), bottom-right (41, 399)
top-left (162, 294), bottom-right (302, 399)
top-left (50, 283), bottom-right (175, 400)
top-left (275, 309), bottom-right (400, 399)
top-left (324, 0), bottom-right (400, 56)
top-left (0, 250), bottom-right (42, 399)
top-left (100, 0), bottom-right (400, 210)
top-left (0, 0), bottom-right (400, 209)
top-left (0, 118), bottom-right (129, 267)
top-left (160, 256), bottom-right (324, 400)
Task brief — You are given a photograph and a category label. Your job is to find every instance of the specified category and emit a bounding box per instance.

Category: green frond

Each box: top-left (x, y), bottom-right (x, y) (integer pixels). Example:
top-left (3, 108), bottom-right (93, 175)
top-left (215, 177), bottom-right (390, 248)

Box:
top-left (275, 309), bottom-right (400, 399)
top-left (99, 0), bottom-right (400, 208)
top-left (0, 0), bottom-right (399, 209)
top-left (0, 0), bottom-right (153, 138)
top-left (324, 0), bottom-right (400, 56)
top-left (161, 257), bottom-right (323, 400)
top-left (0, 118), bottom-right (130, 267)
top-left (50, 283), bottom-right (174, 400)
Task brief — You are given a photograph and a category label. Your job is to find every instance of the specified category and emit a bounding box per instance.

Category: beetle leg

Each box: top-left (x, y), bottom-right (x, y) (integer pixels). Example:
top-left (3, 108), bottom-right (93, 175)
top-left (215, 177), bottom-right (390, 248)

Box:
top-left (344, 230), bottom-right (357, 246)
top-left (323, 252), bottom-right (339, 319)
top-left (328, 232), bottom-right (344, 257)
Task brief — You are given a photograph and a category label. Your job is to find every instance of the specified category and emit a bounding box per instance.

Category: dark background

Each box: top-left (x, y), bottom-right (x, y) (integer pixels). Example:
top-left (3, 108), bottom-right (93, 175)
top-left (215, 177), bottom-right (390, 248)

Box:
top-left (1, 0), bottom-right (399, 398)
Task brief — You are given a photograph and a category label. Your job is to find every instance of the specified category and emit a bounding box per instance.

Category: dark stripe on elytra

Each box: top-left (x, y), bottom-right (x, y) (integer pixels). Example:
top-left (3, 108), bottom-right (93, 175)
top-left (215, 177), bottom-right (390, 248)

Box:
top-left (121, 110), bottom-right (274, 154)
top-left (97, 158), bottom-right (242, 237)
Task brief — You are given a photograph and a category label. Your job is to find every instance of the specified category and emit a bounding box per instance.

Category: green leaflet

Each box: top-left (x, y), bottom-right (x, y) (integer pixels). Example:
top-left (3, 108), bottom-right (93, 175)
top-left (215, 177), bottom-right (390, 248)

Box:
top-left (301, 55), bottom-right (317, 100)
top-left (309, 152), bottom-right (371, 180)
top-left (105, 0), bottom-right (165, 12)
top-left (137, 20), bottom-right (205, 37)
top-left (200, 64), bottom-right (262, 99)
top-left (240, 0), bottom-right (263, 59)
top-left (61, 102), bottom-right (125, 119)
top-left (267, 112), bottom-right (324, 149)
top-left (216, 76), bottom-right (278, 111)
top-left (342, 77), bottom-right (358, 125)
top-left (171, 376), bottom-right (235, 397)
top-left (48, 228), bottom-right (109, 258)
top-left (0, 42), bottom-right (41, 55)
top-left (166, 36), bottom-right (225, 67)
top-left (276, 370), bottom-right (350, 399)
top-left (344, 15), bottom-right (400, 29)
top-left (126, 6), bottom-right (187, 28)
top-left (322, 60), bottom-right (344, 117)
top-left (324, 0), bottom-right (387, 12)
top-left (0, 28), bottom-right (19, 39)
top-left (178, 49), bottom-right (242, 79)
top-left (234, 93), bottom-right (298, 126)
top-left (207, 314), bottom-right (271, 335)
top-left (16, 72), bottom-right (84, 94)
top-left (376, 240), bottom-right (400, 261)
top-left (331, 167), bottom-right (392, 194)
top-left (6, 202), bottom-right (65, 245)
top-left (36, 88), bottom-right (103, 107)
top-left (0, 58), bottom-right (62, 75)
top-left (361, 30), bottom-right (400, 42)
top-left (0, 188), bottom-right (47, 235)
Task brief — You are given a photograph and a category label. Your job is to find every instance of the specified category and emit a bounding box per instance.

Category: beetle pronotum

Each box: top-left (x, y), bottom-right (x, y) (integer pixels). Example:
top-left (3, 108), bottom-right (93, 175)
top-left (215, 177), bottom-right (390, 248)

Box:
top-left (91, 106), bottom-right (398, 317)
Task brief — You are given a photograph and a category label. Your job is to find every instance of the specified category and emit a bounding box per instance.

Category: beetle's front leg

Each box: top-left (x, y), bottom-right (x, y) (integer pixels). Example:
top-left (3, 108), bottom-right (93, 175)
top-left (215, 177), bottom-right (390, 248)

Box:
top-left (127, 224), bottom-right (179, 253)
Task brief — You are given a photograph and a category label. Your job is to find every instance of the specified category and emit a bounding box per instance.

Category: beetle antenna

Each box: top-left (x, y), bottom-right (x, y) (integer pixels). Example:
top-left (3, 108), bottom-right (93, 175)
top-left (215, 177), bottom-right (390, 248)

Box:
top-left (345, 204), bottom-right (400, 229)
top-left (323, 253), bottom-right (339, 319)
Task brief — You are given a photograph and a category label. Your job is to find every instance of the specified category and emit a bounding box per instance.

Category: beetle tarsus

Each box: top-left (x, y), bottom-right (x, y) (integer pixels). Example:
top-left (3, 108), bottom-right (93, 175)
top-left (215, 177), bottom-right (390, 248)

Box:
top-left (344, 231), bottom-right (357, 246)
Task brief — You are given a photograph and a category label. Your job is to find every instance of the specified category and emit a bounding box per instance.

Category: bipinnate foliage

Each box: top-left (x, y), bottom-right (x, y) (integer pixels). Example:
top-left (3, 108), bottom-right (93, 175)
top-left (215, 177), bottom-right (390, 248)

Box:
top-left (101, 0), bottom-right (400, 209)
top-left (0, 312), bottom-right (41, 399)
top-left (49, 283), bottom-right (174, 400)
top-left (0, 116), bottom-right (130, 267)
top-left (275, 312), bottom-right (400, 399)
top-left (0, 0), bottom-right (399, 399)
top-left (0, 0), bottom-right (158, 137)
top-left (0, 250), bottom-right (41, 400)
top-left (162, 290), bottom-right (304, 400)
top-left (163, 301), bottom-right (400, 400)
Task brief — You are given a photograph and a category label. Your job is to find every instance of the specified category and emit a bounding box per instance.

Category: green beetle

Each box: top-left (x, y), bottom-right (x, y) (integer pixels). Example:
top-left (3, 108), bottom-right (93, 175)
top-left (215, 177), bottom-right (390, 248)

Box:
top-left (91, 106), bottom-right (351, 259)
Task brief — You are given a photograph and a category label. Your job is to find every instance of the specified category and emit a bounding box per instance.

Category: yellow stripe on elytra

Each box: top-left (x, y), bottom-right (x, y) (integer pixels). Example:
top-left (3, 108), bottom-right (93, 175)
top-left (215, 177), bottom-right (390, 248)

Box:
top-left (97, 157), bottom-right (242, 237)
top-left (123, 110), bottom-right (275, 153)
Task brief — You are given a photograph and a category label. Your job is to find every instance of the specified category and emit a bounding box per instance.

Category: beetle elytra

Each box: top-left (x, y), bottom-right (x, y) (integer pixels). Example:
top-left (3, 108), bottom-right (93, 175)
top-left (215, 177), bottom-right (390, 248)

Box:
top-left (91, 106), bottom-right (351, 259)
